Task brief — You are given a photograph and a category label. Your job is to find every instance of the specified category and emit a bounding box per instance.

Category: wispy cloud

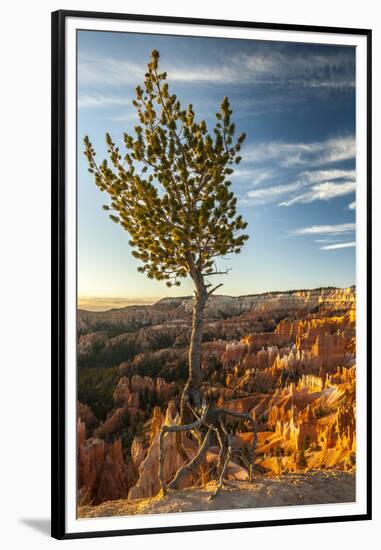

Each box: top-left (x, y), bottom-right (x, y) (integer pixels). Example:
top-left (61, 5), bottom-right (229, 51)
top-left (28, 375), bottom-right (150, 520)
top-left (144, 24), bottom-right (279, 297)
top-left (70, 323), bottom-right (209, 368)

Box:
top-left (242, 146), bottom-right (356, 206)
top-left (289, 223), bottom-right (355, 236)
top-left (78, 93), bottom-right (132, 109)
top-left (299, 169), bottom-right (356, 183)
top-left (78, 47), bottom-right (354, 90)
top-left (279, 180), bottom-right (355, 206)
top-left (233, 49), bottom-right (354, 90)
top-left (78, 54), bottom-right (234, 87)
top-left (243, 136), bottom-right (355, 168)
top-left (320, 241), bottom-right (356, 250)
top-left (314, 238), bottom-right (342, 243)
top-left (248, 182), bottom-right (301, 200)
top-left (289, 223), bottom-right (356, 253)
top-left (232, 168), bottom-right (274, 183)
top-left (78, 56), bottom-right (142, 86)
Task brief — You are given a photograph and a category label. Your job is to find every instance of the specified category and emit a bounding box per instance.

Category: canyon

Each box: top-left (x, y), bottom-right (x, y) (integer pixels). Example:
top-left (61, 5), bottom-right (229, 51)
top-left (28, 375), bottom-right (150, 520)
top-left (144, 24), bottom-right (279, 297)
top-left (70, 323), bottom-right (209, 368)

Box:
top-left (76, 286), bottom-right (356, 515)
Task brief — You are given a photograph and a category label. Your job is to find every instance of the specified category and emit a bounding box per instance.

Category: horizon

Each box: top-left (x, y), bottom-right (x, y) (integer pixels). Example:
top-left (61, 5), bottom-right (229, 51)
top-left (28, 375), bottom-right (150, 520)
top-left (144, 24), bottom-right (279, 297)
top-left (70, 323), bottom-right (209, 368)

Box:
top-left (78, 31), bottom-right (356, 301)
top-left (78, 284), bottom-right (355, 312)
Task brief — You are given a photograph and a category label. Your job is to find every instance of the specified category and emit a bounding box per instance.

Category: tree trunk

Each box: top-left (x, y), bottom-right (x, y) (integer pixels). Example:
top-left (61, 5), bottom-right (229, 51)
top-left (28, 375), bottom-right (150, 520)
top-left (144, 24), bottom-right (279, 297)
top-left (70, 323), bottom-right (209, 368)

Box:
top-left (188, 279), bottom-right (208, 390)
top-left (180, 273), bottom-right (208, 420)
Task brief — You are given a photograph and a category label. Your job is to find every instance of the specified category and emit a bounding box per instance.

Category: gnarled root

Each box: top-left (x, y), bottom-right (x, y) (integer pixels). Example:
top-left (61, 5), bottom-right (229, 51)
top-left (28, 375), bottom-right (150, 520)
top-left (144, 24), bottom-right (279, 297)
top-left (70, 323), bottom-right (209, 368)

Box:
top-left (217, 408), bottom-right (258, 482)
top-left (158, 400), bottom-right (258, 499)
top-left (169, 427), bottom-right (213, 490)
top-left (209, 420), bottom-right (231, 500)
top-left (158, 401), bottom-right (209, 495)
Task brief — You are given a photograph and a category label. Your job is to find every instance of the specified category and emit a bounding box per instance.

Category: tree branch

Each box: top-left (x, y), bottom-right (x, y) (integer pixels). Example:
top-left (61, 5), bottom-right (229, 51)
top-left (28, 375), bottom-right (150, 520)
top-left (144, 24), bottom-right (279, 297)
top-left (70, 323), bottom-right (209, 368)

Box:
top-left (204, 268), bottom-right (231, 277)
top-left (207, 283), bottom-right (224, 296)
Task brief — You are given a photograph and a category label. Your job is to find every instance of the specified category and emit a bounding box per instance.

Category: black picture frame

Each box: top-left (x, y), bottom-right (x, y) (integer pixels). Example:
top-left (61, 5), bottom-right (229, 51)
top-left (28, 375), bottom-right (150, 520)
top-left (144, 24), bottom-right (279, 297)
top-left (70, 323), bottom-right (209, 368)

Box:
top-left (51, 9), bottom-right (372, 540)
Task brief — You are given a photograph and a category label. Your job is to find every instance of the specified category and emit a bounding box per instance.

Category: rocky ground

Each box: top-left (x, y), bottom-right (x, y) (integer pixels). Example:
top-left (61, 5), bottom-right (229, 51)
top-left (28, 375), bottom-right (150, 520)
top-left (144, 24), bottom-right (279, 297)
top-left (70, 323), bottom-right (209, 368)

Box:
top-left (77, 471), bottom-right (355, 518)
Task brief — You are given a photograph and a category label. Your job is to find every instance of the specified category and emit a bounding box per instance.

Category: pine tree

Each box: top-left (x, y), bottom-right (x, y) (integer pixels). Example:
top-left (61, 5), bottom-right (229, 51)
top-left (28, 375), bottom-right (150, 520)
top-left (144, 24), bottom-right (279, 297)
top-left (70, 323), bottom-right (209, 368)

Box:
top-left (84, 50), bottom-right (254, 498)
top-left (84, 50), bottom-right (248, 408)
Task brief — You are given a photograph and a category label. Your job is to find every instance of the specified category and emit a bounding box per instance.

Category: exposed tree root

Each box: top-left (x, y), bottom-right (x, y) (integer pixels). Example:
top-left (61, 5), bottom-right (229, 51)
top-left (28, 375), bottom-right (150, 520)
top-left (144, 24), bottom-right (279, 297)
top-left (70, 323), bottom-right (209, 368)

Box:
top-left (209, 430), bottom-right (232, 500)
top-left (158, 396), bottom-right (258, 499)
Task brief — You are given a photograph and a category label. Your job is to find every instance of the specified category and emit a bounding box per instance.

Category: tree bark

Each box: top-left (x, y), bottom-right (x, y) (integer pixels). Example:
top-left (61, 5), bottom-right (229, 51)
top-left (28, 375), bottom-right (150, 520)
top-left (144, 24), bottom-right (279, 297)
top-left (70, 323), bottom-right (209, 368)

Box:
top-left (188, 279), bottom-right (207, 389)
top-left (180, 271), bottom-right (208, 420)
top-left (168, 428), bottom-right (213, 490)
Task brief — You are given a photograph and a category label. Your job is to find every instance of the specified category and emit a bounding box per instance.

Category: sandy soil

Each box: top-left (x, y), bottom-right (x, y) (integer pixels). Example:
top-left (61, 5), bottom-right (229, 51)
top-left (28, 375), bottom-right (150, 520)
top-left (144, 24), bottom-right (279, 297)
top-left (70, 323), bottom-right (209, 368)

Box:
top-left (77, 471), bottom-right (355, 518)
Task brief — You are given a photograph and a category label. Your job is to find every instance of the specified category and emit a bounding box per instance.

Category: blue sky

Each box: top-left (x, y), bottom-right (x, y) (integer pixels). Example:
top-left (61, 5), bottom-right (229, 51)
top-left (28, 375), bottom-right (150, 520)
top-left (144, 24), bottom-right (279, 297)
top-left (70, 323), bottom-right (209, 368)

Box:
top-left (77, 30), bottom-right (356, 306)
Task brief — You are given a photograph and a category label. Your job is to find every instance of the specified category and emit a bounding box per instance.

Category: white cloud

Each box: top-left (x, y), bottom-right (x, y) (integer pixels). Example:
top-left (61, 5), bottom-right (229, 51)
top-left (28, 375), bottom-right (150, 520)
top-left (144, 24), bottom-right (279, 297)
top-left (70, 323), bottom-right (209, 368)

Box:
top-left (299, 169), bottom-right (356, 183)
top-left (243, 136), bottom-right (355, 168)
top-left (244, 162), bottom-right (356, 205)
top-left (320, 242), bottom-right (356, 250)
top-left (314, 238), bottom-right (342, 243)
top-left (232, 168), bottom-right (274, 183)
top-left (78, 55), bottom-right (232, 86)
top-left (78, 56), bottom-right (142, 86)
top-left (78, 93), bottom-right (132, 108)
top-left (248, 182), bottom-right (301, 200)
top-left (78, 48), bottom-right (354, 89)
top-left (348, 201), bottom-right (356, 210)
top-left (234, 50), bottom-right (354, 89)
top-left (289, 223), bottom-right (355, 236)
top-left (279, 180), bottom-right (355, 206)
